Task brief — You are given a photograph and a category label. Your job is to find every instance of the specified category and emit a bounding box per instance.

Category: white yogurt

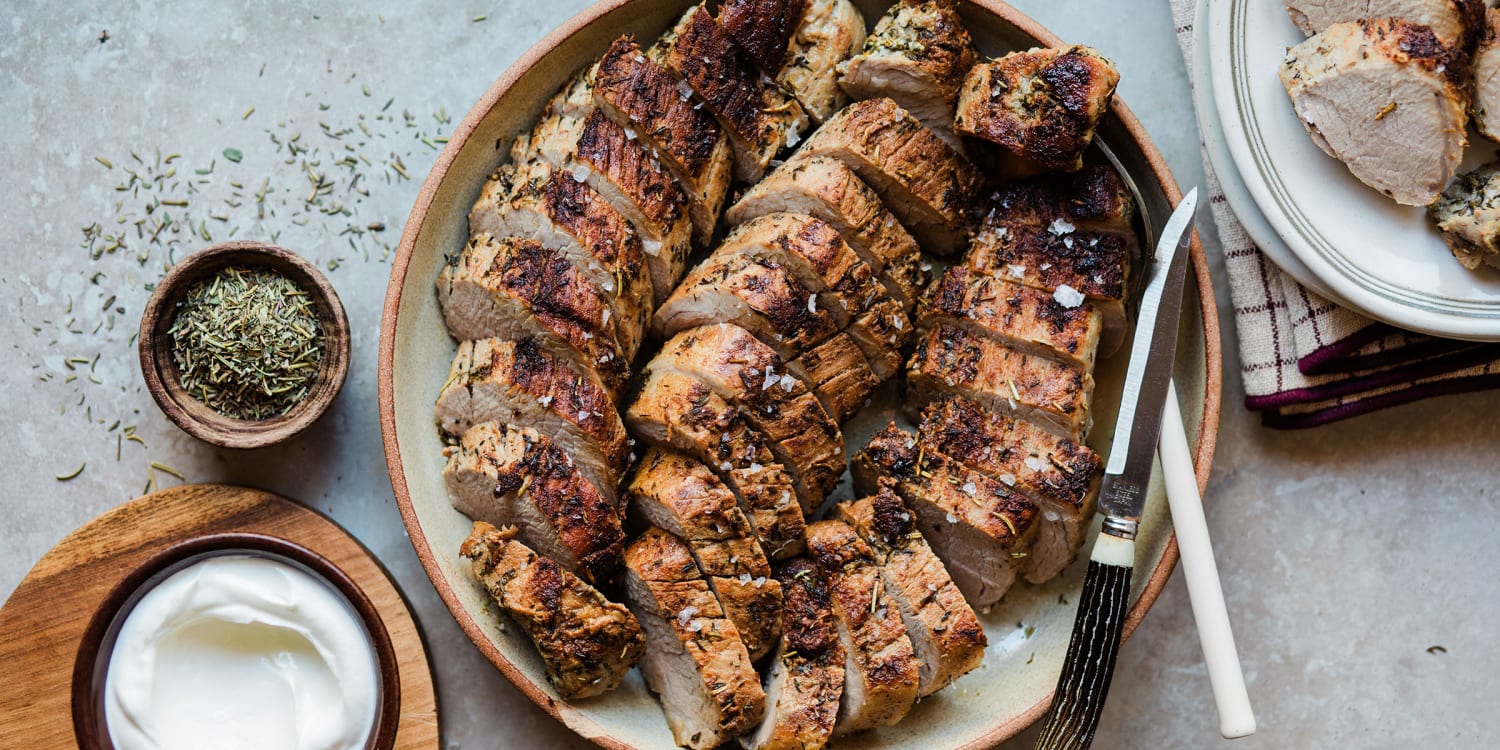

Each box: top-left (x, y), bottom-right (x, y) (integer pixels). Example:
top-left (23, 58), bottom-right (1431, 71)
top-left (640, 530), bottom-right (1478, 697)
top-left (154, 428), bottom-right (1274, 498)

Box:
top-left (103, 554), bottom-right (379, 750)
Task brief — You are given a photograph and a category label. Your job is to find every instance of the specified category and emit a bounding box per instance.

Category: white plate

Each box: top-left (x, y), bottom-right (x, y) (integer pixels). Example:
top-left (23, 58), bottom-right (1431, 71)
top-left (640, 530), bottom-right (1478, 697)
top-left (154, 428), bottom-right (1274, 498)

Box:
top-left (1208, 0), bottom-right (1500, 341)
top-left (1189, 0), bottom-right (1347, 305)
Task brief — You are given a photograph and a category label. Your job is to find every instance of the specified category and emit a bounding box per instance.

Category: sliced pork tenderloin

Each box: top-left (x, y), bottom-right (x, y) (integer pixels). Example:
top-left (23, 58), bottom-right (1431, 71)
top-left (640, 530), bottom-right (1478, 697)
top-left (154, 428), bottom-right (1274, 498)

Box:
top-left (917, 396), bottom-right (1102, 584)
top-left (906, 323), bottom-right (1095, 439)
top-left (446, 425), bottom-right (626, 585)
top-left (967, 221), bottom-right (1131, 347)
top-left (654, 250), bottom-right (843, 361)
top-left (955, 46), bottom-right (1119, 176)
top-left (469, 159), bottom-right (652, 358)
top-left (1476, 9), bottom-right (1500, 143)
top-left (726, 154), bottom-right (929, 311)
top-left (652, 324), bottom-right (845, 507)
top-left (1285, 0), bottom-right (1482, 46)
top-left (838, 0), bottom-right (977, 151)
top-left (804, 520), bottom-right (920, 735)
top-left (800, 97), bottom-right (982, 256)
top-left (436, 234), bottom-right (629, 392)
top-left (434, 338), bottom-right (630, 496)
top-left (773, 0), bottom-right (867, 124)
top-left (716, 0), bottom-right (808, 74)
top-left (628, 447), bottom-right (784, 660)
top-left (834, 483), bottom-right (986, 696)
top-left (1279, 19), bottom-right (1469, 206)
top-left (656, 5), bottom-right (808, 183)
top-left (1431, 161), bottom-right (1500, 270)
top-left (853, 424), bottom-right (1039, 608)
top-left (741, 556), bottom-right (844, 750)
top-left (624, 528), bottom-right (766, 749)
top-left (594, 37), bottom-right (733, 241)
top-left (920, 265), bottom-right (1105, 371)
top-left (626, 369), bottom-right (807, 558)
top-left (786, 332), bottom-right (882, 423)
top-left (461, 522), bottom-right (643, 699)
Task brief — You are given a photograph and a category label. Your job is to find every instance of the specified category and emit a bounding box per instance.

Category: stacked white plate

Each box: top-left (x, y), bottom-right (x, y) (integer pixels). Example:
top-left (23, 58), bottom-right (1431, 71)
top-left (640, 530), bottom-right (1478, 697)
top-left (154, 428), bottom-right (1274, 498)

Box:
top-left (1200, 0), bottom-right (1500, 341)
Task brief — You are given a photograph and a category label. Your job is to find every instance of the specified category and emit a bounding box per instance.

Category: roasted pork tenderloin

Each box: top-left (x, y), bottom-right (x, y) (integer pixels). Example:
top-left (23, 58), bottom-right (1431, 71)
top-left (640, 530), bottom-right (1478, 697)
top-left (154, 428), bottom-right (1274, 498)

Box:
top-left (628, 447), bottom-right (784, 660)
top-left (434, 338), bottom-right (630, 497)
top-left (624, 528), bottom-right (767, 749)
top-left (919, 265), bottom-right (1105, 371)
top-left (436, 234), bottom-right (629, 393)
top-left (716, 0), bottom-right (808, 74)
top-left (461, 522), bottom-right (643, 699)
top-left (1431, 162), bottom-right (1500, 270)
top-left (805, 519), bottom-right (920, 735)
top-left (838, 0), bottom-right (977, 151)
top-left (800, 97), bottom-right (982, 256)
top-left (655, 5), bottom-right (808, 183)
top-left (955, 46), bottom-right (1119, 176)
top-left (1279, 19), bottom-right (1469, 206)
top-left (1284, 0), bottom-right (1482, 46)
top-left (1475, 9), bottom-right (1500, 143)
top-left (651, 324), bottom-right (845, 507)
top-left (834, 483), bottom-right (987, 696)
top-left (787, 332), bottom-right (883, 423)
top-left (446, 424), bottom-right (626, 585)
top-left (626, 368), bottom-right (808, 558)
top-left (917, 397), bottom-right (1102, 584)
top-left (906, 323), bottom-right (1095, 439)
top-left (854, 424), bottom-right (1040, 608)
top-left (741, 556), bottom-right (845, 750)
top-left (758, 0), bottom-right (868, 124)
top-left (594, 37), bottom-right (734, 241)
top-left (727, 154), bottom-right (929, 312)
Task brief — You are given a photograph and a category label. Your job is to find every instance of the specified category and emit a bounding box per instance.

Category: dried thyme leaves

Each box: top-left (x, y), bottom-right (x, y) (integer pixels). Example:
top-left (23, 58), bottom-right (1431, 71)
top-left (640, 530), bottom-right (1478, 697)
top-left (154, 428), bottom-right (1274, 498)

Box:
top-left (167, 266), bottom-right (324, 419)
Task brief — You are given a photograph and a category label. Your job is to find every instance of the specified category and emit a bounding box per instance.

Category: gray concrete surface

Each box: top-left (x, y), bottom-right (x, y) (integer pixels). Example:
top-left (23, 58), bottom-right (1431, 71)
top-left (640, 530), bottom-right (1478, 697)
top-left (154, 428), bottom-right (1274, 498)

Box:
top-left (4, 1), bottom-right (1498, 748)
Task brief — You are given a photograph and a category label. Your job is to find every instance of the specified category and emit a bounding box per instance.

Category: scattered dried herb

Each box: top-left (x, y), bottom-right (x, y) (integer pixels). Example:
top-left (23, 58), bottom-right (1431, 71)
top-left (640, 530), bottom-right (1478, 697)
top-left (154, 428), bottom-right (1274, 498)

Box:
top-left (168, 266), bottom-right (324, 419)
top-left (56, 462), bottom-right (87, 481)
top-left (223, 147), bottom-right (244, 163)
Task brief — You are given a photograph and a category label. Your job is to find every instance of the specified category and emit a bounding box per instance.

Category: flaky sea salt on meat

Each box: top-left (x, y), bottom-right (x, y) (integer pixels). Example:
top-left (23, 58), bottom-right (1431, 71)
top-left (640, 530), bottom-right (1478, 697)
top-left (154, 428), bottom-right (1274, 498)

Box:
top-left (1049, 218), bottom-right (1076, 236)
top-left (1053, 284), bottom-right (1085, 308)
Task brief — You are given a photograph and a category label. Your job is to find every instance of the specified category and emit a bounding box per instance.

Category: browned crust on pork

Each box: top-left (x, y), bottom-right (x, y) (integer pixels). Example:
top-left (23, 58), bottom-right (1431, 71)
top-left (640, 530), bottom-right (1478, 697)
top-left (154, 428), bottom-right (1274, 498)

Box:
top-left (717, 0), bottom-right (809, 73)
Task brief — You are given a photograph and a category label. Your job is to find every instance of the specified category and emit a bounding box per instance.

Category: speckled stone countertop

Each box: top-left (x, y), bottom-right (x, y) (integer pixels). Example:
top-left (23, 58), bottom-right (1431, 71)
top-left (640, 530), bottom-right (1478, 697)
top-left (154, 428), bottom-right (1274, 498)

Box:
top-left (5, 1), bottom-right (1498, 748)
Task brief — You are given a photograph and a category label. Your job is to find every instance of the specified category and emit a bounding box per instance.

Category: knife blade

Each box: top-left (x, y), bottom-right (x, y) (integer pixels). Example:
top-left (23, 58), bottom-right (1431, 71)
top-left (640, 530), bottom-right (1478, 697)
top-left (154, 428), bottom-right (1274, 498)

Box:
top-left (1034, 188), bottom-right (1199, 750)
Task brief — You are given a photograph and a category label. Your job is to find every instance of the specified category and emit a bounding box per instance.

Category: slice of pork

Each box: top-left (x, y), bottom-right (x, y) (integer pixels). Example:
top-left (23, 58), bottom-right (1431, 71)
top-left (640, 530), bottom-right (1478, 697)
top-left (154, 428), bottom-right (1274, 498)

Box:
top-left (920, 266), bottom-right (1105, 371)
top-left (594, 37), bottom-right (733, 242)
top-left (838, 0), bottom-right (977, 151)
top-left (955, 47), bottom-right (1119, 176)
top-left (967, 221), bottom-right (1131, 347)
top-left (917, 396), bottom-right (1102, 584)
top-left (627, 447), bottom-right (784, 660)
top-left (1477, 10), bottom-right (1500, 145)
top-left (907, 323), bottom-right (1095, 439)
top-left (716, 0), bottom-right (808, 75)
top-left (853, 424), bottom-right (1039, 608)
top-left (834, 483), bottom-right (987, 696)
top-left (777, 0), bottom-right (867, 124)
top-left (1279, 19), bottom-right (1468, 206)
top-left (624, 528), bottom-right (766, 750)
top-left (727, 154), bottom-right (929, 312)
top-left (1431, 161), bottom-right (1500, 270)
top-left (461, 522), bottom-right (643, 699)
top-left (1285, 0), bottom-right (1482, 46)
top-left (805, 519), bottom-right (920, 735)
top-left (434, 337), bottom-right (630, 498)
top-left (800, 97), bottom-right (982, 256)
top-left (740, 557), bottom-right (845, 750)
top-left (469, 159), bottom-right (652, 358)
top-left (786, 332), bottom-right (881, 423)
top-left (436, 234), bottom-right (629, 392)
top-left (651, 324), bottom-right (845, 508)
top-left (657, 5), bottom-right (807, 183)
top-left (626, 368), bottom-right (808, 558)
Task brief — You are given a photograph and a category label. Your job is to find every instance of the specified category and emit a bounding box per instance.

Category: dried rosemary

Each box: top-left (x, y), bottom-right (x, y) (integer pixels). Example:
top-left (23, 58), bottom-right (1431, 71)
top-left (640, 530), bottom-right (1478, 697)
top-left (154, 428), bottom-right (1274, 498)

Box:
top-left (167, 266), bottom-right (324, 419)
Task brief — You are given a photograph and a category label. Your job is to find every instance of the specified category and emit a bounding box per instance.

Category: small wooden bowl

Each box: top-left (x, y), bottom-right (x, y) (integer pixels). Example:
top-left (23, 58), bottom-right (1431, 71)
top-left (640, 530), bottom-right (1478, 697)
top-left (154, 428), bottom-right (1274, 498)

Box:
top-left (70, 532), bottom-right (401, 750)
top-left (139, 241), bottom-right (350, 449)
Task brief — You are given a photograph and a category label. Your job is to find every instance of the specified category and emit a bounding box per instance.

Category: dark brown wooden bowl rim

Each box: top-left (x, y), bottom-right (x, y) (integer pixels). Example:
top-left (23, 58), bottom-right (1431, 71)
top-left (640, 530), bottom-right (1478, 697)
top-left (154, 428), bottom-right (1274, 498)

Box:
top-left (377, 1), bottom-right (1225, 747)
top-left (138, 241), bottom-right (351, 450)
top-left (69, 531), bottom-right (402, 750)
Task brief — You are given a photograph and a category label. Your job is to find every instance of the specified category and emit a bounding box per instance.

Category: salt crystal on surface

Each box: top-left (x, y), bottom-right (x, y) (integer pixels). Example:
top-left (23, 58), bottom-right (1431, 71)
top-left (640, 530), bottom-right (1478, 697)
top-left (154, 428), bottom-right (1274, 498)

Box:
top-left (537, 395), bottom-right (553, 407)
top-left (1008, 264), bottom-right (1026, 279)
top-left (999, 473), bottom-right (1016, 486)
top-left (808, 295), bottom-right (817, 313)
top-left (1049, 218), bottom-right (1076, 236)
top-left (1053, 284), bottom-right (1085, 308)
top-left (961, 481), bottom-right (977, 496)
top-left (1024, 456), bottom-right (1048, 471)
top-left (568, 164), bottom-right (590, 183)
top-left (677, 606), bottom-right (698, 625)
top-left (946, 512), bottom-right (959, 524)
top-left (676, 80), bottom-right (693, 101)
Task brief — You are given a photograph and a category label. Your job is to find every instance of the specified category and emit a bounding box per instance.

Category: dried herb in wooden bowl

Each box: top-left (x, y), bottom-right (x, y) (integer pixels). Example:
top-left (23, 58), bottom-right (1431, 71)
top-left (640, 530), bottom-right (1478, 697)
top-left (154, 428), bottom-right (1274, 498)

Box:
top-left (167, 266), bottom-right (324, 419)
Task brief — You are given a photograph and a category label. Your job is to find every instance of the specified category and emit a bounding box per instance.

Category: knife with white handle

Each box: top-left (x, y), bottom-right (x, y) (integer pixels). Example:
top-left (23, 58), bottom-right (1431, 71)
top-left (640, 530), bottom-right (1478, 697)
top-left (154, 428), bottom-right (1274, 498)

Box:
top-left (1034, 189), bottom-right (1198, 750)
top-left (1160, 380), bottom-right (1256, 739)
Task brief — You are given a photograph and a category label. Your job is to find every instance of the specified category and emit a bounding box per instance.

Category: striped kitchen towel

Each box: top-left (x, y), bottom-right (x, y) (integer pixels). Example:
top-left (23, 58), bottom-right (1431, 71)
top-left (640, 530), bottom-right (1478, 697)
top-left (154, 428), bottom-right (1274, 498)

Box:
top-left (1170, 0), bottom-right (1500, 428)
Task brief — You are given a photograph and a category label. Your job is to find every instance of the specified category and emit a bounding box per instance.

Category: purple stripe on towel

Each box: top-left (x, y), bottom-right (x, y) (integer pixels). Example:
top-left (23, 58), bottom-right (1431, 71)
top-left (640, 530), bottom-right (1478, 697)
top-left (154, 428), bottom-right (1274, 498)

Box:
top-left (1296, 323), bottom-right (1390, 375)
top-left (1262, 373), bottom-right (1500, 429)
top-left (1245, 345), bottom-right (1500, 411)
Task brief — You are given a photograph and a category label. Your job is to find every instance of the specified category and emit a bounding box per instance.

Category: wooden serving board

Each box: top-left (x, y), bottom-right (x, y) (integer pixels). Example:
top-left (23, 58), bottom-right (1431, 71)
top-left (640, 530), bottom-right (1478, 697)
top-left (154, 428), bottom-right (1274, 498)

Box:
top-left (0, 483), bottom-right (440, 749)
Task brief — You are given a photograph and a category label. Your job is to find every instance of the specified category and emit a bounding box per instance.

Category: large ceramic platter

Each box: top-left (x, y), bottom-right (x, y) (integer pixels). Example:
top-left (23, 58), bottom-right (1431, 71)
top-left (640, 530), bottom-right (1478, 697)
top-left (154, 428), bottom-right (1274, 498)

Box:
top-left (1209, 0), bottom-right (1500, 340)
top-left (379, 1), bottom-right (1223, 747)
